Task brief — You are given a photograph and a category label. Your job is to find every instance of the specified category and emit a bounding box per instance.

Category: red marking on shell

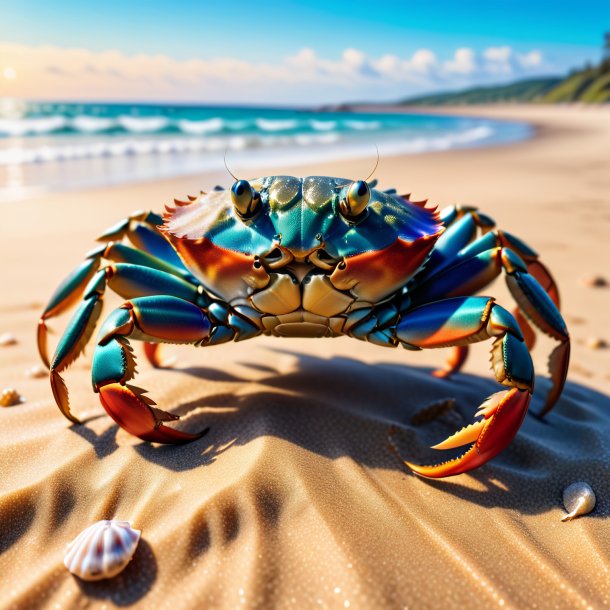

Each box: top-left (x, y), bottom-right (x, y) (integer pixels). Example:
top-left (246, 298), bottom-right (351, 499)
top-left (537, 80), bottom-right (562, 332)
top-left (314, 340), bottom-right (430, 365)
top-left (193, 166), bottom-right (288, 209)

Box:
top-left (165, 234), bottom-right (269, 300)
top-left (329, 234), bottom-right (441, 302)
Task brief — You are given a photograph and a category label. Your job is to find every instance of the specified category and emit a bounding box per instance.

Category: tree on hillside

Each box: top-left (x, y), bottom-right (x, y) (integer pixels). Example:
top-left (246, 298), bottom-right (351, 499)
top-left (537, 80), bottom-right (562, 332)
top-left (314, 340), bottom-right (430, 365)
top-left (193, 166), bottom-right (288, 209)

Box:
top-left (602, 32), bottom-right (610, 71)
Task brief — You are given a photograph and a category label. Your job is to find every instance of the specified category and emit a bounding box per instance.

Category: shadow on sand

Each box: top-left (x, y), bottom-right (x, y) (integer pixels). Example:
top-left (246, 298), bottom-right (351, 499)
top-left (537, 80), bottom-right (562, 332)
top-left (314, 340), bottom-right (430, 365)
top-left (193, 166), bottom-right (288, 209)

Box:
top-left (69, 348), bottom-right (610, 519)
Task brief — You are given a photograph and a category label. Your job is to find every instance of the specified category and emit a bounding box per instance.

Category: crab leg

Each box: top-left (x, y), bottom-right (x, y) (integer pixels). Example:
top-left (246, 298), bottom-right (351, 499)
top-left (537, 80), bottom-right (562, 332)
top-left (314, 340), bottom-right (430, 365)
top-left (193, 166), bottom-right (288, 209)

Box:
top-left (48, 264), bottom-right (205, 423)
top-left (99, 211), bottom-right (192, 274)
top-left (422, 207), bottom-right (495, 276)
top-left (39, 212), bottom-right (201, 367)
top-left (91, 296), bottom-right (213, 443)
top-left (411, 240), bottom-right (568, 415)
top-left (392, 296), bottom-right (534, 478)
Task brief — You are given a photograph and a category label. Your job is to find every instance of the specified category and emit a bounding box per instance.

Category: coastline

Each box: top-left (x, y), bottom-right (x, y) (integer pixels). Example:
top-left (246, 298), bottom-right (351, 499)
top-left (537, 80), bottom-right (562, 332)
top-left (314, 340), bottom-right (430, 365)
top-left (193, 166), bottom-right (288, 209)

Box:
top-left (0, 108), bottom-right (530, 202)
top-left (0, 104), bottom-right (608, 609)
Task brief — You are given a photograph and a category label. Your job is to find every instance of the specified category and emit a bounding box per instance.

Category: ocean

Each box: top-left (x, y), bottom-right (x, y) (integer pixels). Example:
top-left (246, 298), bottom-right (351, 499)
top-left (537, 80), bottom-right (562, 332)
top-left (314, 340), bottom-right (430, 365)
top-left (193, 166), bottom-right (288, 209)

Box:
top-left (0, 101), bottom-right (532, 201)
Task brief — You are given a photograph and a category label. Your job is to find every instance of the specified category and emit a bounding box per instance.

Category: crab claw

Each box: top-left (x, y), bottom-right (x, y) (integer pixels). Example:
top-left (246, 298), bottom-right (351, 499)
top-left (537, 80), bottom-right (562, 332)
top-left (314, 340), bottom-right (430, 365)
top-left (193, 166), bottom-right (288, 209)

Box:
top-left (99, 383), bottom-right (207, 443)
top-left (404, 388), bottom-right (530, 478)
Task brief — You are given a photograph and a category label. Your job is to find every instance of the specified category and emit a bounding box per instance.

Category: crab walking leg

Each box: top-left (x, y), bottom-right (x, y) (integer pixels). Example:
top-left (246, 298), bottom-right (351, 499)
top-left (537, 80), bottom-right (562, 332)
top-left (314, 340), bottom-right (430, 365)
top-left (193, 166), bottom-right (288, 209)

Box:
top-left (511, 258), bottom-right (561, 351)
top-left (411, 242), bottom-right (569, 415)
top-left (38, 237), bottom-right (202, 367)
top-left (414, 209), bottom-right (496, 377)
top-left (92, 296), bottom-right (214, 443)
top-left (48, 264), bottom-right (204, 423)
top-left (97, 210), bottom-right (191, 276)
top-left (421, 210), bottom-right (495, 278)
top-left (392, 297), bottom-right (534, 478)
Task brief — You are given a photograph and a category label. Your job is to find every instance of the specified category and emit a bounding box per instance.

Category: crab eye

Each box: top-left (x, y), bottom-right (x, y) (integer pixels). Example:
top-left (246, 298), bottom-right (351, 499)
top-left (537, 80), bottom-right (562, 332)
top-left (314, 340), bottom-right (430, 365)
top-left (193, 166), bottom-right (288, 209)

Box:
top-left (340, 180), bottom-right (370, 219)
top-left (231, 179), bottom-right (260, 218)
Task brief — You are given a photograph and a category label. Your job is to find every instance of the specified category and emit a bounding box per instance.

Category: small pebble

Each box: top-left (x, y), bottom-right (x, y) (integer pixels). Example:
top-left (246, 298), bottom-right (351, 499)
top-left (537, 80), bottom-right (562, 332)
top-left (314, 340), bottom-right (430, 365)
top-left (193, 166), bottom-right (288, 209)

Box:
top-left (0, 388), bottom-right (22, 407)
top-left (579, 275), bottom-right (608, 288)
top-left (585, 337), bottom-right (607, 350)
top-left (26, 364), bottom-right (48, 379)
top-left (562, 482), bottom-right (596, 521)
top-left (0, 333), bottom-right (17, 346)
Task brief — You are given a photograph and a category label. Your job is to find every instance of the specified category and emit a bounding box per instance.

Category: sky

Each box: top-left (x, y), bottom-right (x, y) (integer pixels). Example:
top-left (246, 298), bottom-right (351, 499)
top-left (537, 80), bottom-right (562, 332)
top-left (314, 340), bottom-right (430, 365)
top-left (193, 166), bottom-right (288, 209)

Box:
top-left (0, 0), bottom-right (608, 104)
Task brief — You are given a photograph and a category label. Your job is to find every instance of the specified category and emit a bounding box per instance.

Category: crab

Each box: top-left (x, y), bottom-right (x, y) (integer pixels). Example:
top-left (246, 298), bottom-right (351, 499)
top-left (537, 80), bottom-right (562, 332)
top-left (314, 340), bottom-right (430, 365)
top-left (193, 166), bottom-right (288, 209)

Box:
top-left (38, 175), bottom-right (570, 478)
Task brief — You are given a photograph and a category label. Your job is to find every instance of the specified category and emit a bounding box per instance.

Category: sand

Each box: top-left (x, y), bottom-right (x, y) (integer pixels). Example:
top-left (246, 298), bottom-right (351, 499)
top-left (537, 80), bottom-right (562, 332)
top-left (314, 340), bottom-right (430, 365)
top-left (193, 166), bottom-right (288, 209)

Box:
top-left (0, 105), bottom-right (608, 609)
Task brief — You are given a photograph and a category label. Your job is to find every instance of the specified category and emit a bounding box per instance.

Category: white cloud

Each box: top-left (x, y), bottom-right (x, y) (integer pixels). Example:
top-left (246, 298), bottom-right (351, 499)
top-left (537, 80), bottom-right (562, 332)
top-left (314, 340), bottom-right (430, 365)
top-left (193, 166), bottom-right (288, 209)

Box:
top-left (0, 42), bottom-right (549, 104)
top-left (445, 48), bottom-right (478, 75)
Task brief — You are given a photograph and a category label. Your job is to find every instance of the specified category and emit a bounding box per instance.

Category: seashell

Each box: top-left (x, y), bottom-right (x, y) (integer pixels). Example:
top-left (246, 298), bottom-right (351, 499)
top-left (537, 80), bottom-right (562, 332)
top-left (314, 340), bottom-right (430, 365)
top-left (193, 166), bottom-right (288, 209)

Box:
top-left (585, 337), bottom-right (607, 350)
top-left (579, 275), bottom-right (608, 288)
top-left (561, 482), bottom-right (596, 521)
top-left (0, 332), bottom-right (17, 346)
top-left (25, 364), bottom-right (48, 379)
top-left (64, 520), bottom-right (141, 581)
top-left (0, 388), bottom-right (22, 407)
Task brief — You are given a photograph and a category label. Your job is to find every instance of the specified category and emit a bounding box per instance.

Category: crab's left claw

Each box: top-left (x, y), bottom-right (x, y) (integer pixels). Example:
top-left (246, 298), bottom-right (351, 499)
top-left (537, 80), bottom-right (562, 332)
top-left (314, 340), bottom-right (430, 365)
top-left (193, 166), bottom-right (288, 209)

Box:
top-left (404, 388), bottom-right (531, 478)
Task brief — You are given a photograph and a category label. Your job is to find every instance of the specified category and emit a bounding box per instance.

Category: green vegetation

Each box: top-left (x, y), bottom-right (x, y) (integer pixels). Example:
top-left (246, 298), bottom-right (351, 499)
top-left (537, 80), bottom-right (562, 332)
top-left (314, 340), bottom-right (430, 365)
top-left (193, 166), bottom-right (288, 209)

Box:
top-left (401, 78), bottom-right (561, 105)
top-left (401, 32), bottom-right (610, 105)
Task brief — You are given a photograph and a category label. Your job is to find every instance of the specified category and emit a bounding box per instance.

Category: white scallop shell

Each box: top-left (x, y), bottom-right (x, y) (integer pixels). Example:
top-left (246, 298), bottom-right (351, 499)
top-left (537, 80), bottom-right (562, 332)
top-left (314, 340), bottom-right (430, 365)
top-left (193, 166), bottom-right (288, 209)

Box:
top-left (0, 332), bottom-right (17, 346)
top-left (25, 364), bottom-right (48, 379)
top-left (561, 482), bottom-right (596, 522)
top-left (64, 520), bottom-right (141, 581)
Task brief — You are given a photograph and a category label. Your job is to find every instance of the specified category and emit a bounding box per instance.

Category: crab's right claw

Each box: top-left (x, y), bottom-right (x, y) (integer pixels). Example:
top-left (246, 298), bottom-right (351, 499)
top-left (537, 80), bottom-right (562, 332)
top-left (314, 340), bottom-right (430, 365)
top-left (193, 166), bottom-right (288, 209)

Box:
top-left (404, 388), bottom-right (531, 478)
top-left (99, 383), bottom-right (207, 443)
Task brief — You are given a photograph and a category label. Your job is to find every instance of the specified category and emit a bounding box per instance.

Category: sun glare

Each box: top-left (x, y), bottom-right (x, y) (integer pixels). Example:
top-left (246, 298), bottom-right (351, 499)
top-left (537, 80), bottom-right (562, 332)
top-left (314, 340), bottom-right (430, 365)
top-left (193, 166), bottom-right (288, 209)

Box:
top-left (3, 66), bottom-right (17, 80)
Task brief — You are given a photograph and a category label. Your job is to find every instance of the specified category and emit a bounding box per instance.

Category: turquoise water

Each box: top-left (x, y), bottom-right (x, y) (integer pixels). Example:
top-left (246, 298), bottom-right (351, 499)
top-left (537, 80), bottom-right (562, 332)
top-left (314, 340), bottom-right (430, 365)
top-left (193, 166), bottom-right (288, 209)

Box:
top-left (0, 102), bottom-right (531, 200)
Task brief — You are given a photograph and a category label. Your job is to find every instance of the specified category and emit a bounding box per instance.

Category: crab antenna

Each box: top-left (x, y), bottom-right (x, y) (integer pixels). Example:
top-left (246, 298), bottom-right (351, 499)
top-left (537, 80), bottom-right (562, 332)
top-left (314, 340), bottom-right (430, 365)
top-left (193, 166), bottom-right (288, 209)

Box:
top-left (364, 144), bottom-right (380, 183)
top-left (223, 148), bottom-right (239, 182)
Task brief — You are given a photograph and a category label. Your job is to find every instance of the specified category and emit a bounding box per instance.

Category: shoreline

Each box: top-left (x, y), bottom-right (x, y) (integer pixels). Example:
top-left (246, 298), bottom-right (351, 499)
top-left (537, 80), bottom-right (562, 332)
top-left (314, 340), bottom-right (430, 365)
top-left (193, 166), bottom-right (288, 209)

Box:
top-left (0, 108), bottom-right (531, 203)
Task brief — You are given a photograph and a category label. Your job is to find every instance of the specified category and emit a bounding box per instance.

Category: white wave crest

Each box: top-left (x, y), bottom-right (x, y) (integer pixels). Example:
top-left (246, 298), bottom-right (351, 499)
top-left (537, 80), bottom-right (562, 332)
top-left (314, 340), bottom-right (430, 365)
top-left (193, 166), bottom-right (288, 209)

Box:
top-left (344, 120), bottom-right (382, 131)
top-left (177, 118), bottom-right (224, 134)
top-left (0, 116), bottom-right (68, 136)
top-left (117, 116), bottom-right (170, 133)
top-left (309, 119), bottom-right (337, 131)
top-left (255, 118), bottom-right (299, 132)
top-left (71, 116), bottom-right (116, 133)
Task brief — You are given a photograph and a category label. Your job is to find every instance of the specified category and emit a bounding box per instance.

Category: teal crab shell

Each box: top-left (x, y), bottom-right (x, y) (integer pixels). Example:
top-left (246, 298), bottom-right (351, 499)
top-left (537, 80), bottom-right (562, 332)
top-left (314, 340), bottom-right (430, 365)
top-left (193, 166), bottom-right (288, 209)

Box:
top-left (165, 176), bottom-right (442, 259)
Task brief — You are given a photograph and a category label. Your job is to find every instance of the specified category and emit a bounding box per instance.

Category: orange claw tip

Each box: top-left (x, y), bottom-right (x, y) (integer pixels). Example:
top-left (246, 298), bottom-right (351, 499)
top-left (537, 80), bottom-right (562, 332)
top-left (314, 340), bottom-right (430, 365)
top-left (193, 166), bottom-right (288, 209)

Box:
top-left (403, 447), bottom-right (483, 478)
top-left (405, 388), bottom-right (531, 479)
top-left (537, 340), bottom-right (570, 418)
top-left (138, 425), bottom-right (209, 444)
top-left (431, 418), bottom-right (485, 451)
top-left (99, 383), bottom-right (204, 444)
top-left (143, 342), bottom-right (177, 369)
top-left (37, 319), bottom-right (51, 369)
top-left (50, 370), bottom-right (81, 424)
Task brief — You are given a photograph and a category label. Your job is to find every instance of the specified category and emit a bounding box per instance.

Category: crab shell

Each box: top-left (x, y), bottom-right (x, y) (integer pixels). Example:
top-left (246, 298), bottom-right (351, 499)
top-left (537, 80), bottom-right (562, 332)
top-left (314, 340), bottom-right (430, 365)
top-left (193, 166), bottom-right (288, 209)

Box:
top-left (162, 176), bottom-right (443, 311)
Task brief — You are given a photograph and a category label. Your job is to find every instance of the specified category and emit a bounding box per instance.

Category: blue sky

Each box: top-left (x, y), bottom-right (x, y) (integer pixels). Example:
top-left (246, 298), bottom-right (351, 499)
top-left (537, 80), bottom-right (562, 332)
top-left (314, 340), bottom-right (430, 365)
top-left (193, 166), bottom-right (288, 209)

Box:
top-left (1, 0), bottom-right (608, 103)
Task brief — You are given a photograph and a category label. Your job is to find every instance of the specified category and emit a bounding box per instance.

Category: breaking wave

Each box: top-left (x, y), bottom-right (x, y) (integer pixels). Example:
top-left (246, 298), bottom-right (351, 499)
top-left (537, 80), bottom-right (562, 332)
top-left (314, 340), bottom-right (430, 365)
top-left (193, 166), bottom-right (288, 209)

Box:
top-left (0, 115), bottom-right (394, 137)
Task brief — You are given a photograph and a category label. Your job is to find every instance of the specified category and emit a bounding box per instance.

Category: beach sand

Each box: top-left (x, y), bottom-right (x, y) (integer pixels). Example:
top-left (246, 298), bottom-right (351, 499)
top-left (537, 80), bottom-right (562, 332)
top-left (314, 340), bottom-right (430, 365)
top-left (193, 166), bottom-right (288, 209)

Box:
top-left (0, 105), bottom-right (608, 609)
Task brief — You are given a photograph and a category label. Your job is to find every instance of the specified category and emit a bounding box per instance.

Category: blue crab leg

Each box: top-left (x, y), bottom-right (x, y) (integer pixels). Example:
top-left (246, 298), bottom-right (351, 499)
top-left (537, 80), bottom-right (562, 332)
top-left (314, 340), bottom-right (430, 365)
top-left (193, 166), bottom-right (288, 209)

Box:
top-left (98, 210), bottom-right (188, 274)
top-left (91, 294), bottom-right (259, 443)
top-left (91, 296), bottom-right (214, 443)
top-left (422, 207), bottom-right (496, 276)
top-left (391, 296), bottom-right (533, 478)
top-left (38, 218), bottom-right (200, 367)
top-left (410, 209), bottom-right (497, 377)
top-left (48, 265), bottom-right (204, 423)
top-left (411, 243), bottom-right (569, 415)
